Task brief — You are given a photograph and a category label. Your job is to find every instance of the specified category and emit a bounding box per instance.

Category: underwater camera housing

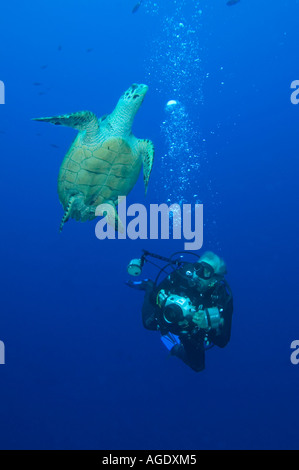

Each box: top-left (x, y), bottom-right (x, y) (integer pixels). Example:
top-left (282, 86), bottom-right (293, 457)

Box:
top-left (158, 290), bottom-right (222, 330)
top-left (158, 290), bottom-right (196, 324)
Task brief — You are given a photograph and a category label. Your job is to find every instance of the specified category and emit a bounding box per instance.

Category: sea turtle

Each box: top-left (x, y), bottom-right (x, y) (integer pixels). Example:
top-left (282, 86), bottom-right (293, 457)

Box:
top-left (33, 83), bottom-right (154, 232)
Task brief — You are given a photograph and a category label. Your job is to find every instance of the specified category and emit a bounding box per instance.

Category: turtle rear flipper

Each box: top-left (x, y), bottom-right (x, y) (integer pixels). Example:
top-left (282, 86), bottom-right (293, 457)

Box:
top-left (59, 196), bottom-right (75, 232)
top-left (33, 111), bottom-right (99, 139)
top-left (95, 201), bottom-right (124, 233)
top-left (138, 139), bottom-right (154, 195)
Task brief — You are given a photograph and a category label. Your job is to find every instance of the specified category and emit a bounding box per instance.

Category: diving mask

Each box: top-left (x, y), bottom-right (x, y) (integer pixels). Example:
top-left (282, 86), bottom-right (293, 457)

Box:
top-left (194, 261), bottom-right (215, 280)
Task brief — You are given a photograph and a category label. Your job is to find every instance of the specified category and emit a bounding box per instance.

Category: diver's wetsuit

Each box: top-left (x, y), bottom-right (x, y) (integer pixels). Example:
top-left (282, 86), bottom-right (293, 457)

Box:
top-left (142, 263), bottom-right (233, 372)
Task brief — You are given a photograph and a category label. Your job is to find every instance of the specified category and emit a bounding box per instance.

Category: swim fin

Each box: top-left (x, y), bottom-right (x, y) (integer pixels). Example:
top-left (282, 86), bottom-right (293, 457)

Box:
top-left (160, 333), bottom-right (180, 351)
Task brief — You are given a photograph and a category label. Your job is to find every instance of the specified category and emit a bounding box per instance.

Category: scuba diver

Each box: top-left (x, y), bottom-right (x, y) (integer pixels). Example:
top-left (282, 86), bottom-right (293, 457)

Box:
top-left (126, 250), bottom-right (233, 372)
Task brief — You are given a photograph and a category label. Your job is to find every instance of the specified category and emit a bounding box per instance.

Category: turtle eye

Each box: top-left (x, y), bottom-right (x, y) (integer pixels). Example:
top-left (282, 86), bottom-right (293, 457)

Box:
top-left (133, 94), bottom-right (139, 100)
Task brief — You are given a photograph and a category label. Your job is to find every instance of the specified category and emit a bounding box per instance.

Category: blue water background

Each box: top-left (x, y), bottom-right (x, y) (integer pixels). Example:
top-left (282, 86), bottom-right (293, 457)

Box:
top-left (0, 0), bottom-right (298, 449)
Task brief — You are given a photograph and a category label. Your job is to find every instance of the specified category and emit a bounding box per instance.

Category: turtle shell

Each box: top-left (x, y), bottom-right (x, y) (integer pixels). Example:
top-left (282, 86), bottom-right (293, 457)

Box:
top-left (58, 136), bottom-right (142, 222)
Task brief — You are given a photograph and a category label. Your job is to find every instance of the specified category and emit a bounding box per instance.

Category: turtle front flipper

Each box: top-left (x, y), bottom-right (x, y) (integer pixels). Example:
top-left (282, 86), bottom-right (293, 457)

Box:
top-left (33, 111), bottom-right (99, 139)
top-left (138, 139), bottom-right (155, 195)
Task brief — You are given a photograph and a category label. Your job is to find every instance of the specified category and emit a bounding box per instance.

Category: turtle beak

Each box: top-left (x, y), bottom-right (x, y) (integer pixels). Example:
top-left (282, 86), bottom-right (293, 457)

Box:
top-left (131, 83), bottom-right (148, 96)
top-left (138, 84), bottom-right (148, 96)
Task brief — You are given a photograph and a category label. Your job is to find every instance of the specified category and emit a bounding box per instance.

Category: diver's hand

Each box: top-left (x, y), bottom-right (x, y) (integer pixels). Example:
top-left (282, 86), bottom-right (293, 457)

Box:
top-left (192, 310), bottom-right (209, 329)
top-left (177, 319), bottom-right (189, 330)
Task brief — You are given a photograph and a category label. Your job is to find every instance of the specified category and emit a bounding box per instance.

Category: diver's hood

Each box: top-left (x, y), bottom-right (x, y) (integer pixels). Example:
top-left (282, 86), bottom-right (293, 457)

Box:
top-left (198, 252), bottom-right (227, 276)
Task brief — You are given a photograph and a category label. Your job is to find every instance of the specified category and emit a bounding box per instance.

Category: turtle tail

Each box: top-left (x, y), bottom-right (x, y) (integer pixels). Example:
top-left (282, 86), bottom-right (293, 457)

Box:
top-left (59, 196), bottom-right (75, 233)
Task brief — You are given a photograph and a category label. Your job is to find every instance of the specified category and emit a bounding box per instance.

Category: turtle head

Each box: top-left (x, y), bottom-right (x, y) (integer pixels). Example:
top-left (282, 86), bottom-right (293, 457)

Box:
top-left (110, 84), bottom-right (149, 134)
top-left (121, 83), bottom-right (148, 107)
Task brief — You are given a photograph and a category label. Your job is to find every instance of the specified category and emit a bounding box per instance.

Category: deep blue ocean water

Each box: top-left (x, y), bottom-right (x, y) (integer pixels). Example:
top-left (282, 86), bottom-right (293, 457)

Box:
top-left (0, 0), bottom-right (298, 450)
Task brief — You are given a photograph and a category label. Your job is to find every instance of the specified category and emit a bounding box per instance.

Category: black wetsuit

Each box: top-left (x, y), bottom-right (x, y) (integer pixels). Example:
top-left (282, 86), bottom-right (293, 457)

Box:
top-left (142, 263), bottom-right (233, 372)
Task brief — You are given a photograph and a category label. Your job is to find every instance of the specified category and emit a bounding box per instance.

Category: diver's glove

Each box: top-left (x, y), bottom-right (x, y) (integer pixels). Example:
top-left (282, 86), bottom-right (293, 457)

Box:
top-left (125, 279), bottom-right (150, 291)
